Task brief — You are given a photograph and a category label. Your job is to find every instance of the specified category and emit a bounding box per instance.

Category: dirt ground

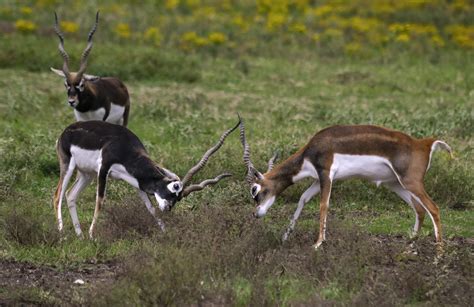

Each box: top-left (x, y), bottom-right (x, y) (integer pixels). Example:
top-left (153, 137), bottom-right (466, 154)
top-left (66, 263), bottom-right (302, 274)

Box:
top-left (0, 260), bottom-right (121, 305)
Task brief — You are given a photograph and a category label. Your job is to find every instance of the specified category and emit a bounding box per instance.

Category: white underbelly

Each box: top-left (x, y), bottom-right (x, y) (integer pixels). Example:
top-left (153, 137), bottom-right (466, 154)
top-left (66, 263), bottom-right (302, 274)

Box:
top-left (105, 104), bottom-right (125, 125)
top-left (74, 108), bottom-right (106, 122)
top-left (331, 154), bottom-right (398, 184)
top-left (70, 146), bottom-right (102, 173)
top-left (109, 163), bottom-right (139, 188)
top-left (74, 104), bottom-right (125, 125)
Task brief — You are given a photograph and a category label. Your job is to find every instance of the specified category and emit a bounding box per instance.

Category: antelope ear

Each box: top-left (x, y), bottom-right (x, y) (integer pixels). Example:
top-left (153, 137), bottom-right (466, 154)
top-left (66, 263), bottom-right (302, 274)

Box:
top-left (252, 167), bottom-right (264, 180)
top-left (83, 73), bottom-right (99, 81)
top-left (50, 67), bottom-right (66, 78)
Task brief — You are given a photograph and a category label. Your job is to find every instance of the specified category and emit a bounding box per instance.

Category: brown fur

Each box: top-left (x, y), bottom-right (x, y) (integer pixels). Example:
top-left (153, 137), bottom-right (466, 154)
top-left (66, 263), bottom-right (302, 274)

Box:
top-left (252, 125), bottom-right (449, 244)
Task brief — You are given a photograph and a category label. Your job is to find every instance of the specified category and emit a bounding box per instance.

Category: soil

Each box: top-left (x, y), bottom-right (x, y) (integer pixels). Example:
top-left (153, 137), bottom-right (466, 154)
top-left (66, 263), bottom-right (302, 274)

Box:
top-left (0, 260), bottom-right (121, 305)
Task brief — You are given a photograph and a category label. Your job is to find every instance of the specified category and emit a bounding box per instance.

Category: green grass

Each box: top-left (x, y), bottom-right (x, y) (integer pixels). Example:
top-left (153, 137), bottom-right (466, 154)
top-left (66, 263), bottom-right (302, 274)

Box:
top-left (0, 40), bottom-right (473, 305)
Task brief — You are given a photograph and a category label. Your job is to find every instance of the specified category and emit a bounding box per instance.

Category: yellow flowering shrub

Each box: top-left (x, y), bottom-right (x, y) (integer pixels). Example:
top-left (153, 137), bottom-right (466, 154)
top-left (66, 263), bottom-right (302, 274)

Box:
top-left (345, 41), bottom-right (362, 54)
top-left (115, 23), bottom-right (131, 39)
top-left (60, 21), bottom-right (79, 34)
top-left (181, 31), bottom-right (209, 48)
top-left (445, 25), bottom-right (474, 49)
top-left (396, 33), bottom-right (410, 42)
top-left (289, 22), bottom-right (307, 33)
top-left (208, 32), bottom-right (226, 44)
top-left (266, 12), bottom-right (287, 31)
top-left (15, 19), bottom-right (36, 33)
top-left (144, 27), bottom-right (162, 46)
top-left (20, 6), bottom-right (32, 15)
top-left (165, 0), bottom-right (180, 10)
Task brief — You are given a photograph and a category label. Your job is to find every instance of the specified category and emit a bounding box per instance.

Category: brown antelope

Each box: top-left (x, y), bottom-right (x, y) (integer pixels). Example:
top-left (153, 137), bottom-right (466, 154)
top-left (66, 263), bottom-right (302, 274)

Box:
top-left (238, 117), bottom-right (452, 249)
top-left (51, 12), bottom-right (130, 126)
top-left (53, 119), bottom-right (239, 238)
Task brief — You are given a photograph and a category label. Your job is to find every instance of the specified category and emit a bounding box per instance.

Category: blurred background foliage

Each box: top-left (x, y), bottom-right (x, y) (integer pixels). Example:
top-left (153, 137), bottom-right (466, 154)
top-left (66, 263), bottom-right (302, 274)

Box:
top-left (1, 0), bottom-right (473, 58)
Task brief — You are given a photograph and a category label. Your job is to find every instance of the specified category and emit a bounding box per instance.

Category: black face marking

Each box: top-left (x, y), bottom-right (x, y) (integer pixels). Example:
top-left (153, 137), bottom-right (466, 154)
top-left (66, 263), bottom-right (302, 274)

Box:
top-left (152, 179), bottom-right (180, 207)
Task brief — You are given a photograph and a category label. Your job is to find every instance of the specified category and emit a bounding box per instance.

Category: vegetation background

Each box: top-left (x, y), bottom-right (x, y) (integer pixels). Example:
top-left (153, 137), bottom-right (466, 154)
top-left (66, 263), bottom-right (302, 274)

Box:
top-left (0, 0), bottom-right (473, 305)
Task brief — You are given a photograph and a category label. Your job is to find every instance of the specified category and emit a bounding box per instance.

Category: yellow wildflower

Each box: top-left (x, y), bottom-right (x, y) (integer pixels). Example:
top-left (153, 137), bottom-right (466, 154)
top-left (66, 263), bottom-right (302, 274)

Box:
top-left (182, 31), bottom-right (199, 42)
top-left (312, 5), bottom-right (334, 17)
top-left (323, 28), bottom-right (343, 38)
top-left (232, 15), bottom-right (249, 32)
top-left (345, 42), bottom-right (362, 54)
top-left (185, 0), bottom-right (200, 8)
top-left (165, 0), bottom-right (179, 10)
top-left (266, 12), bottom-right (287, 31)
top-left (181, 32), bottom-right (209, 47)
top-left (20, 6), bottom-right (32, 15)
top-left (115, 23), bottom-right (131, 39)
top-left (349, 17), bottom-right (381, 33)
top-left (208, 32), bottom-right (227, 44)
top-left (431, 35), bottom-right (445, 47)
top-left (60, 21), bottom-right (79, 34)
top-left (289, 23), bottom-right (307, 34)
top-left (449, 0), bottom-right (470, 12)
top-left (445, 25), bottom-right (474, 49)
top-left (395, 34), bottom-right (410, 42)
top-left (144, 27), bottom-right (162, 46)
top-left (312, 33), bottom-right (321, 42)
top-left (15, 19), bottom-right (36, 33)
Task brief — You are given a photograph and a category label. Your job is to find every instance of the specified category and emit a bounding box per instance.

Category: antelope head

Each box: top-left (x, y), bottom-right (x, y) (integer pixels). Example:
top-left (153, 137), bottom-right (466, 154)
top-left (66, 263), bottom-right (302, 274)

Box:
top-left (154, 118), bottom-right (241, 212)
top-left (238, 115), bottom-right (279, 218)
top-left (50, 11), bottom-right (99, 108)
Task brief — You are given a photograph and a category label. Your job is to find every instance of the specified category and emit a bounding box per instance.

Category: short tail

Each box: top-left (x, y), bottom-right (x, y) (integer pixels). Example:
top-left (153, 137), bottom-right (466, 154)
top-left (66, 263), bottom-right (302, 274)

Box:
top-left (432, 140), bottom-right (453, 159)
top-left (426, 140), bottom-right (453, 172)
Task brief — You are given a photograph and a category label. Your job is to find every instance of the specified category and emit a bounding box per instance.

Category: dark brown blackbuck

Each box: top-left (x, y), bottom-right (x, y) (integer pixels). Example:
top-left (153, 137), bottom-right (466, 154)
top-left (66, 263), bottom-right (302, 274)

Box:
top-left (53, 119), bottom-right (240, 238)
top-left (238, 117), bottom-right (452, 249)
top-left (51, 12), bottom-right (130, 126)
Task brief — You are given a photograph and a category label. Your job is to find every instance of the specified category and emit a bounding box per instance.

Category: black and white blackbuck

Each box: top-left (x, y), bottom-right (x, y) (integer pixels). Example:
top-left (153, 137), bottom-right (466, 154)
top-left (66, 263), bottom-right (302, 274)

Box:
top-left (238, 117), bottom-right (452, 249)
top-left (51, 12), bottom-right (130, 126)
top-left (53, 119), bottom-right (239, 238)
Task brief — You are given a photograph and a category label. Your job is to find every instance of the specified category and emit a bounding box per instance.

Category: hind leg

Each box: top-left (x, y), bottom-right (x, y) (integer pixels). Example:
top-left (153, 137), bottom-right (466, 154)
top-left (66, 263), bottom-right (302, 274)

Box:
top-left (403, 183), bottom-right (442, 243)
top-left (314, 171), bottom-right (333, 250)
top-left (385, 182), bottom-right (426, 236)
top-left (66, 171), bottom-right (93, 236)
top-left (54, 157), bottom-right (76, 231)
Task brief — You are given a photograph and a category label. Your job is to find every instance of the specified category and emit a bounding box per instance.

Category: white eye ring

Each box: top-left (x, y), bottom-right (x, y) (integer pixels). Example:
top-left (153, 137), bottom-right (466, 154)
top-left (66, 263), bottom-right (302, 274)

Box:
top-left (77, 81), bottom-right (85, 92)
top-left (167, 181), bottom-right (183, 195)
top-left (251, 184), bottom-right (261, 198)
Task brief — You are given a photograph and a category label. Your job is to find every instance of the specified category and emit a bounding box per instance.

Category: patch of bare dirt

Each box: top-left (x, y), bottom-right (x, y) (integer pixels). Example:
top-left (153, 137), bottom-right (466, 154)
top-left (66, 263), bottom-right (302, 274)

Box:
top-left (0, 260), bottom-right (121, 305)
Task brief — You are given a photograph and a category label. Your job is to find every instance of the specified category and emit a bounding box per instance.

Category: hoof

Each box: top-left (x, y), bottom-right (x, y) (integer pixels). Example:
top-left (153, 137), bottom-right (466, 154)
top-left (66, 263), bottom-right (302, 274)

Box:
top-left (312, 241), bottom-right (324, 250)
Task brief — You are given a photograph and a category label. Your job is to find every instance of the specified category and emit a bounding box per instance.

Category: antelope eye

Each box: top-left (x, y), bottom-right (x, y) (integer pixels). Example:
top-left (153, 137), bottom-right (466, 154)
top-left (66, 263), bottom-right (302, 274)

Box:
top-left (167, 181), bottom-right (182, 194)
top-left (251, 184), bottom-right (261, 198)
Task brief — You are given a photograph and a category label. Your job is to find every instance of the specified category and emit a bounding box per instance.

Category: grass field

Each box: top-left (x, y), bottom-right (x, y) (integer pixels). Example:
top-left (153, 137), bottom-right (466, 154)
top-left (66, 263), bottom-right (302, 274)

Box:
top-left (1, 1), bottom-right (474, 306)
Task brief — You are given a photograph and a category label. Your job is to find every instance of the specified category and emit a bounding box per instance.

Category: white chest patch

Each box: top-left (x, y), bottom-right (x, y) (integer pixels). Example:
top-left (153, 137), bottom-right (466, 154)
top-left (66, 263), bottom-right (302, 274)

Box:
top-left (331, 154), bottom-right (398, 185)
top-left (70, 146), bottom-right (102, 173)
top-left (74, 108), bottom-right (106, 122)
top-left (292, 159), bottom-right (319, 183)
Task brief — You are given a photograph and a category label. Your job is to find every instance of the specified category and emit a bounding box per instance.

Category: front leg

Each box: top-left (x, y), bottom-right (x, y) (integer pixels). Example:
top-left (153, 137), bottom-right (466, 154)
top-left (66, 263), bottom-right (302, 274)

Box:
top-left (89, 166), bottom-right (108, 239)
top-left (282, 181), bottom-right (320, 241)
top-left (138, 190), bottom-right (165, 231)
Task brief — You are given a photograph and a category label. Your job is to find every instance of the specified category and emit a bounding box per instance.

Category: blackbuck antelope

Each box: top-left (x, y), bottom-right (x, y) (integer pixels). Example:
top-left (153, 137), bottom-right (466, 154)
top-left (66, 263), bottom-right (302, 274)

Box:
top-left (51, 12), bottom-right (130, 126)
top-left (239, 118), bottom-right (452, 249)
top-left (53, 119), bottom-right (239, 238)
